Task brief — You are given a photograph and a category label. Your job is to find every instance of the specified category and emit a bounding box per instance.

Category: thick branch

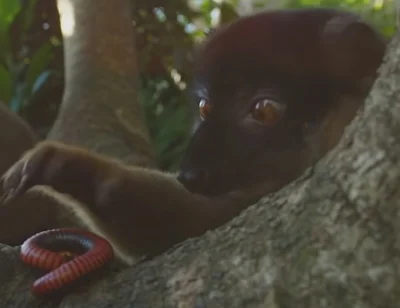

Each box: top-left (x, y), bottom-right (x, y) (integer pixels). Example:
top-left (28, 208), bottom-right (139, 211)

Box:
top-left (50, 0), bottom-right (155, 166)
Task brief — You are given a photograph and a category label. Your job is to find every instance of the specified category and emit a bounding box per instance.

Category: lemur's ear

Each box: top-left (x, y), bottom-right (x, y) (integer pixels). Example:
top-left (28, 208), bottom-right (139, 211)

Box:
top-left (322, 14), bottom-right (386, 83)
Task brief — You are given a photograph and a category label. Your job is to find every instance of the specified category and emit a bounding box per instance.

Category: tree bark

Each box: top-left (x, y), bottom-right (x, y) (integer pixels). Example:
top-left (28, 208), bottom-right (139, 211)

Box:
top-left (1, 2), bottom-right (400, 308)
top-left (50, 0), bottom-right (155, 166)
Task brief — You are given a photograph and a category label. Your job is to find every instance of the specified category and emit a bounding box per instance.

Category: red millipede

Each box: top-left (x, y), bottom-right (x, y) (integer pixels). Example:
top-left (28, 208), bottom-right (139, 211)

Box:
top-left (20, 228), bottom-right (114, 297)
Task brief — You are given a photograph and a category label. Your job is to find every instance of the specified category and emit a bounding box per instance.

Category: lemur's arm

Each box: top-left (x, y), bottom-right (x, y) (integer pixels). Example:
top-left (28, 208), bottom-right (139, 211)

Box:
top-left (1, 141), bottom-right (258, 256)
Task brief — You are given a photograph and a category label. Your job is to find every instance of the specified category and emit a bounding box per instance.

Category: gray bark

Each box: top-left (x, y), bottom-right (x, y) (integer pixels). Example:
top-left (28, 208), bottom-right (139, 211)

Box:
top-left (50, 0), bottom-right (155, 166)
top-left (1, 4), bottom-right (400, 308)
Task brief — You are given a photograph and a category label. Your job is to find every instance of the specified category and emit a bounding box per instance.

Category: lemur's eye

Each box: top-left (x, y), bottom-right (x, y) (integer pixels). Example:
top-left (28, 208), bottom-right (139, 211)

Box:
top-left (252, 99), bottom-right (284, 125)
top-left (199, 99), bottom-right (213, 120)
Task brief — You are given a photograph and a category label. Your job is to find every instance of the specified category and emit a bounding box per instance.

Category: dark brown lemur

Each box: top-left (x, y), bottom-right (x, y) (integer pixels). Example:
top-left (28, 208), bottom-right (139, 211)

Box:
top-left (0, 103), bottom-right (49, 246)
top-left (0, 102), bottom-right (129, 249)
top-left (0, 102), bottom-right (38, 173)
top-left (0, 8), bottom-right (386, 265)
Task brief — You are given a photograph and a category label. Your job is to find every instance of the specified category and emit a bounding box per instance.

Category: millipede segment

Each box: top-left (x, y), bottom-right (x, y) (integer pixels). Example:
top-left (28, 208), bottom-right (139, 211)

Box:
top-left (20, 228), bottom-right (114, 297)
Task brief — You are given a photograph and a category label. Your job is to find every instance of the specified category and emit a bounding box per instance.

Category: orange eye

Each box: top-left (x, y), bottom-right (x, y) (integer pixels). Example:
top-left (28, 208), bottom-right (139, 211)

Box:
top-left (199, 99), bottom-right (213, 120)
top-left (252, 100), bottom-right (284, 125)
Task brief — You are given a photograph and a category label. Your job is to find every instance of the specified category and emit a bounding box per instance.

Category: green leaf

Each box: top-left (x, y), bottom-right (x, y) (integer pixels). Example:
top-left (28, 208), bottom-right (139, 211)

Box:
top-left (9, 83), bottom-right (24, 112)
top-left (0, 0), bottom-right (21, 32)
top-left (23, 42), bottom-right (54, 100)
top-left (0, 0), bottom-right (26, 62)
top-left (31, 70), bottom-right (52, 95)
top-left (219, 2), bottom-right (238, 24)
top-left (22, 0), bottom-right (38, 31)
top-left (0, 63), bottom-right (13, 102)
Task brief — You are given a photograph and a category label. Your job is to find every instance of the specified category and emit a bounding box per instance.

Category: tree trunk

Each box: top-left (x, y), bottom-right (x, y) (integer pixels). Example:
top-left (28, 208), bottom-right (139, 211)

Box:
top-left (50, 0), bottom-right (155, 166)
top-left (1, 2), bottom-right (400, 308)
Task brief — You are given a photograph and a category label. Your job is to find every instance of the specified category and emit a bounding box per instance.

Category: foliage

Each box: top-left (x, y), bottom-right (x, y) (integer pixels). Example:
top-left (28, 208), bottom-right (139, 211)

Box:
top-left (0, 0), bottom-right (57, 113)
top-left (0, 0), bottom-right (396, 170)
top-left (285, 0), bottom-right (396, 37)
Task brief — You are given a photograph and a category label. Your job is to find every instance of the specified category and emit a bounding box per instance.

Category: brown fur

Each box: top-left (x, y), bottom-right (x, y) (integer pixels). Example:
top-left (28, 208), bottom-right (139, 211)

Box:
top-left (195, 8), bottom-right (385, 84)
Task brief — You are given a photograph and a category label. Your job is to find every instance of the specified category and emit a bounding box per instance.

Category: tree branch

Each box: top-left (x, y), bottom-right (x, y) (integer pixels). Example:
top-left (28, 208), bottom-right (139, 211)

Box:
top-left (50, 0), bottom-right (155, 167)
